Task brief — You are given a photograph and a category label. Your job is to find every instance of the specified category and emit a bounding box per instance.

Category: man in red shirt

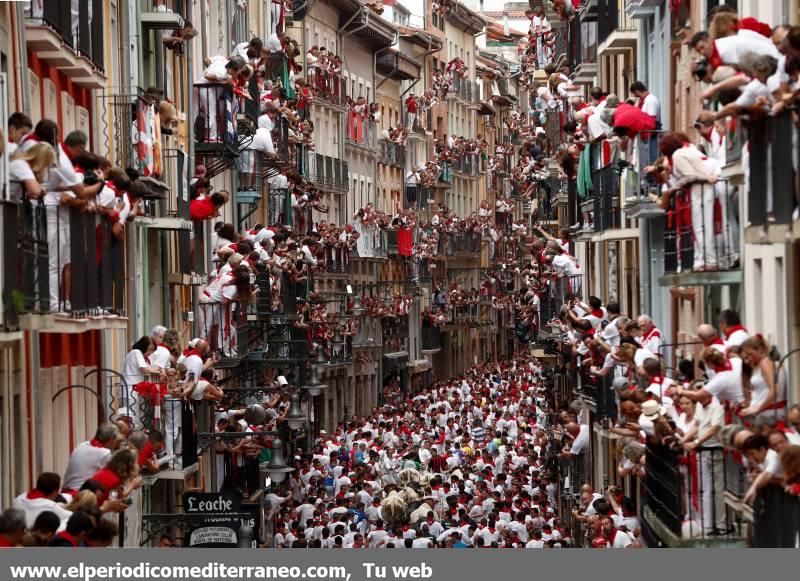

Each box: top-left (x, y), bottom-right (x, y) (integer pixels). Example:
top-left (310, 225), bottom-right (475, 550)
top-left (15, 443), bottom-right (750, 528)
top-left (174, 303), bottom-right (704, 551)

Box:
top-left (405, 92), bottom-right (418, 130)
top-left (190, 192), bottom-right (226, 221)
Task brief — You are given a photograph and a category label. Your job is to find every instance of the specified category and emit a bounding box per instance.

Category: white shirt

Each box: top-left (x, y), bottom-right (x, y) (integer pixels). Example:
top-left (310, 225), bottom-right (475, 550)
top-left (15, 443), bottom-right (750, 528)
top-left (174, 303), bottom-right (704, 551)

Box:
top-left (8, 158), bottom-right (36, 202)
top-left (150, 344), bottom-right (172, 370)
top-left (640, 328), bottom-right (662, 355)
top-left (249, 127), bottom-right (275, 154)
top-left (764, 448), bottom-right (783, 478)
top-left (633, 347), bottom-right (657, 368)
top-left (600, 319), bottom-right (620, 348)
top-left (569, 424), bottom-right (590, 455)
top-left (179, 353), bottom-right (204, 381)
top-left (735, 78), bottom-right (772, 109)
top-left (37, 144), bottom-right (81, 206)
top-left (12, 493), bottom-right (71, 530)
top-left (724, 328), bottom-right (749, 348)
top-left (62, 441), bottom-right (112, 491)
top-left (607, 529), bottom-right (633, 548)
top-left (639, 93), bottom-right (660, 121)
top-left (704, 358), bottom-right (744, 404)
top-left (123, 349), bottom-right (149, 387)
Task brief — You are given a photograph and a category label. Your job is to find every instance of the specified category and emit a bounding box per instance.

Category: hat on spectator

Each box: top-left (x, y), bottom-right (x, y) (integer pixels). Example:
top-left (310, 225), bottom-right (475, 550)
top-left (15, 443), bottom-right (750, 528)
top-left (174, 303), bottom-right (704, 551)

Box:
top-left (277, 376), bottom-right (288, 386)
top-left (641, 400), bottom-right (661, 421)
top-left (228, 253), bottom-right (244, 265)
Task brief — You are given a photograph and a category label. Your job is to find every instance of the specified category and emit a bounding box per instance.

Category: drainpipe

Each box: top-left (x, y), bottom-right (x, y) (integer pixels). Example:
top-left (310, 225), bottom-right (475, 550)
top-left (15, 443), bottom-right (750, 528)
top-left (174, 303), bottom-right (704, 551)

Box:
top-left (14, 3), bottom-right (30, 115)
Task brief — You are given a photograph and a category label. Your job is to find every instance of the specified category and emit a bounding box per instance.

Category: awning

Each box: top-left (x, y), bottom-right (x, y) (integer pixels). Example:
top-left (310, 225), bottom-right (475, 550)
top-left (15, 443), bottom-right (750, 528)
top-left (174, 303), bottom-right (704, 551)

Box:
top-left (408, 359), bottom-right (431, 374)
top-left (383, 352), bottom-right (409, 368)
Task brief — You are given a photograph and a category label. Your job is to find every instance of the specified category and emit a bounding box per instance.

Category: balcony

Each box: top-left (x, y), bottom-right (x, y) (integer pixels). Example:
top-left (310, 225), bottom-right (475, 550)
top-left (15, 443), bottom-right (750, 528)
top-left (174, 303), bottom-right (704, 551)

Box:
top-left (299, 148), bottom-right (349, 193)
top-left (421, 324), bottom-right (442, 352)
top-left (438, 162), bottom-right (452, 185)
top-left (376, 50), bottom-right (421, 81)
top-left (598, 0), bottom-right (637, 54)
top-left (625, 0), bottom-right (659, 19)
top-left (140, 0), bottom-right (186, 30)
top-left (447, 75), bottom-right (481, 107)
top-left (378, 140), bottom-right (406, 168)
top-left (746, 112), bottom-right (798, 228)
top-left (26, 0), bottom-right (106, 85)
top-left (135, 149), bottom-right (194, 232)
top-left (346, 112), bottom-right (379, 153)
top-left (450, 152), bottom-right (481, 177)
top-left (435, 232), bottom-right (482, 258)
top-left (659, 180), bottom-right (741, 287)
top-left (382, 315), bottom-right (410, 357)
top-left (573, 19), bottom-right (598, 84)
top-left (338, 5), bottom-right (398, 49)
top-left (642, 443), bottom-right (755, 547)
top-left (577, 144), bottom-right (623, 235)
top-left (1, 201), bottom-right (126, 330)
top-left (307, 68), bottom-right (347, 109)
top-left (193, 84), bottom-right (241, 156)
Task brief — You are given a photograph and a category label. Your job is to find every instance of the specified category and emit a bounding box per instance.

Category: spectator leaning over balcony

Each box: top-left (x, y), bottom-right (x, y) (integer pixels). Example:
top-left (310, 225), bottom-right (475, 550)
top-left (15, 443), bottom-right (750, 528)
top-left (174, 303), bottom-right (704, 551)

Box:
top-left (659, 132), bottom-right (721, 272)
top-left (83, 449), bottom-right (143, 506)
top-left (629, 81), bottom-right (661, 164)
top-left (61, 422), bottom-right (119, 498)
top-left (7, 142), bottom-right (54, 202)
top-left (190, 191), bottom-right (226, 221)
top-left (713, 53), bottom-right (777, 120)
top-left (194, 55), bottom-right (246, 142)
top-left (689, 27), bottom-right (779, 74)
top-left (6, 112), bottom-right (32, 156)
top-left (22, 124), bottom-right (104, 312)
top-left (742, 434), bottom-right (785, 504)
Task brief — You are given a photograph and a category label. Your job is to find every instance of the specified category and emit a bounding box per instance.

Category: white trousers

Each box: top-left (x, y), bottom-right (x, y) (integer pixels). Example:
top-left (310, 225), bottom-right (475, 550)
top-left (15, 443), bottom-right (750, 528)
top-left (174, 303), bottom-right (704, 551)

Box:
top-left (164, 396), bottom-right (183, 459)
top-left (690, 183), bottom-right (717, 270)
top-left (700, 450), bottom-right (726, 532)
top-left (46, 205), bottom-right (70, 311)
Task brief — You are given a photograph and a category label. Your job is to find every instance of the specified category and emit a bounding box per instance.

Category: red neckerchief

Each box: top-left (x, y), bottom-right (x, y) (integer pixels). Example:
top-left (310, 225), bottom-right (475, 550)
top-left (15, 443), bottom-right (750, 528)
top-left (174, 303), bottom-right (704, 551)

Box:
top-left (704, 337), bottom-right (725, 347)
top-left (54, 531), bottom-right (80, 547)
top-left (712, 360), bottom-right (733, 373)
top-left (724, 324), bottom-right (747, 339)
top-left (642, 327), bottom-right (660, 341)
top-left (90, 438), bottom-right (106, 448)
top-left (105, 180), bottom-right (123, 199)
top-left (709, 43), bottom-right (723, 70)
top-left (20, 133), bottom-right (40, 144)
top-left (635, 92), bottom-right (649, 110)
top-left (590, 308), bottom-right (604, 318)
top-left (607, 527), bottom-right (618, 545)
top-left (60, 143), bottom-right (75, 163)
top-left (26, 489), bottom-right (48, 500)
top-left (649, 375), bottom-right (665, 385)
top-left (182, 347), bottom-right (202, 358)
top-left (156, 342), bottom-right (169, 350)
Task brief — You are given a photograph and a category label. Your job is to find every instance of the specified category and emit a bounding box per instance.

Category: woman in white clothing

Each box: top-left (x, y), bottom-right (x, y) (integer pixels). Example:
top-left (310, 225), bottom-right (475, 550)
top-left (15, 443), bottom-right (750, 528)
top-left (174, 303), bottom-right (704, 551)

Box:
top-left (740, 335), bottom-right (785, 420)
top-left (122, 336), bottom-right (166, 428)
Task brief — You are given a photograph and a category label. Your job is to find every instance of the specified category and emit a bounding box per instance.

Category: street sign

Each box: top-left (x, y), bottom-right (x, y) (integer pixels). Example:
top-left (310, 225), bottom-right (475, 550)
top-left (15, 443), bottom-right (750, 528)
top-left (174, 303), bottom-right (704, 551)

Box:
top-left (182, 491), bottom-right (256, 547)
